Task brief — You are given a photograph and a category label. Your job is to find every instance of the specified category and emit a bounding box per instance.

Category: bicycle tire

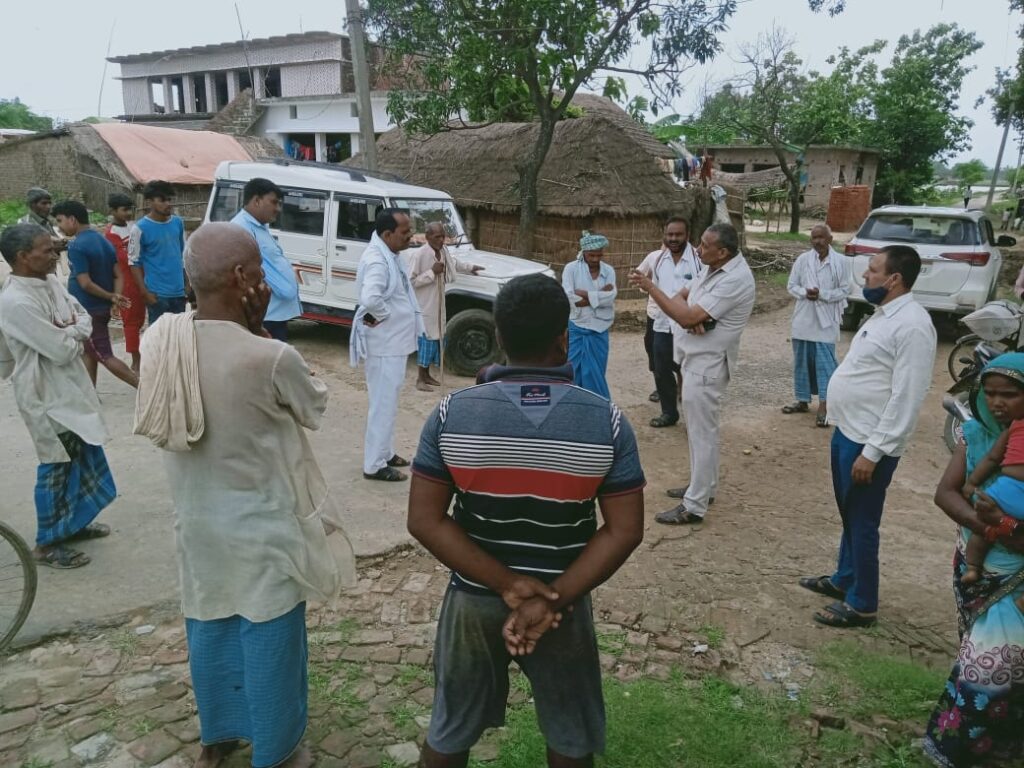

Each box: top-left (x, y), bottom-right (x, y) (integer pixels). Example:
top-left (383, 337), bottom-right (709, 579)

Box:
top-left (0, 521), bottom-right (37, 652)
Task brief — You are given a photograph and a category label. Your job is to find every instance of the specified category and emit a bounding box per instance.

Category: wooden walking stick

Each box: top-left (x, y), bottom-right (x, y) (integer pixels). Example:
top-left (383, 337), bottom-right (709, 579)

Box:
top-left (437, 251), bottom-right (446, 395)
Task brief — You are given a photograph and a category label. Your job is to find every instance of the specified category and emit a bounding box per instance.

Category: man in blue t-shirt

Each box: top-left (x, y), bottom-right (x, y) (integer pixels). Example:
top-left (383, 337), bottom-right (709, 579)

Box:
top-left (53, 200), bottom-right (138, 388)
top-left (128, 180), bottom-right (187, 326)
top-left (409, 273), bottom-right (645, 768)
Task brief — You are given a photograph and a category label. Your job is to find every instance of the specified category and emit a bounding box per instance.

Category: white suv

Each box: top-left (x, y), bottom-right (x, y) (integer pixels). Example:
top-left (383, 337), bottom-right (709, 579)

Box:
top-left (204, 160), bottom-right (555, 374)
top-left (841, 205), bottom-right (1015, 330)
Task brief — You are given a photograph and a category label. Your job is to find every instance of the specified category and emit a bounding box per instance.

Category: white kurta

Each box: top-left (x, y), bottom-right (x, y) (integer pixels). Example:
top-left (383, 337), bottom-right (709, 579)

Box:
top-left (786, 248), bottom-right (851, 344)
top-left (161, 320), bottom-right (354, 622)
top-left (562, 260), bottom-right (618, 333)
top-left (0, 275), bottom-right (107, 463)
top-left (404, 243), bottom-right (475, 340)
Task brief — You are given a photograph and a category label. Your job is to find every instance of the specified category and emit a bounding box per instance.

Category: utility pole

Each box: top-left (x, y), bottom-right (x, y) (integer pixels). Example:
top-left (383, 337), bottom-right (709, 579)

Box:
top-left (345, 0), bottom-right (378, 171)
top-left (988, 117), bottom-right (1011, 209)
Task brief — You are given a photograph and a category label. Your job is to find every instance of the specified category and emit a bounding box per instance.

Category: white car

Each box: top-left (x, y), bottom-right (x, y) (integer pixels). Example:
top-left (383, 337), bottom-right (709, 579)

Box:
top-left (204, 159), bottom-right (555, 374)
top-left (841, 205), bottom-right (1015, 330)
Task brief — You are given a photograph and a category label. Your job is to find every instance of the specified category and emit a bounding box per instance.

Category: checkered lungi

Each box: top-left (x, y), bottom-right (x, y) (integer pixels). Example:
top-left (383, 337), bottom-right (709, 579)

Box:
top-left (792, 339), bottom-right (838, 402)
top-left (34, 432), bottom-right (116, 547)
top-left (417, 334), bottom-right (445, 368)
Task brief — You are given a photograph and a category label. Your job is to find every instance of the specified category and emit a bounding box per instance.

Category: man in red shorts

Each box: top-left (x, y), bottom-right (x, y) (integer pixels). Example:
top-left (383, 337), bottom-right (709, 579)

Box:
top-left (104, 193), bottom-right (145, 374)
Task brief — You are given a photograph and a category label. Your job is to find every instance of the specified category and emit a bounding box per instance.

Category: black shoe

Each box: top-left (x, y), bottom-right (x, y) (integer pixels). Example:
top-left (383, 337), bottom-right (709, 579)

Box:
top-left (649, 390), bottom-right (660, 403)
top-left (665, 486), bottom-right (715, 504)
top-left (363, 467), bottom-right (407, 482)
top-left (649, 414), bottom-right (679, 428)
top-left (655, 504), bottom-right (704, 525)
top-left (387, 454), bottom-right (410, 467)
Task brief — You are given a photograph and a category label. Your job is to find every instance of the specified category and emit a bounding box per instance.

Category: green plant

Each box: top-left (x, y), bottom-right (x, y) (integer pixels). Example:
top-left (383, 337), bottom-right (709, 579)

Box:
top-left (596, 629), bottom-right (627, 658)
top-left (111, 629), bottom-right (139, 660)
top-left (132, 717), bottom-right (156, 737)
top-left (698, 624), bottom-right (726, 650)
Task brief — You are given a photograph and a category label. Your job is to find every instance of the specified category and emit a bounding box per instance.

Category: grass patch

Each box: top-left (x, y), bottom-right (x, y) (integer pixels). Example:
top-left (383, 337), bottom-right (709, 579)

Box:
top-left (596, 629), bottom-right (627, 658)
top-left (111, 630), bottom-right (139, 660)
top-left (20, 760), bottom-right (53, 768)
top-left (767, 271), bottom-right (791, 288)
top-left (393, 663), bottom-right (432, 689)
top-left (814, 640), bottom-right (944, 722)
top-left (132, 717), bottom-right (157, 737)
top-left (309, 660), bottom-right (367, 712)
top-left (698, 623), bottom-right (726, 650)
top-left (755, 231), bottom-right (811, 242)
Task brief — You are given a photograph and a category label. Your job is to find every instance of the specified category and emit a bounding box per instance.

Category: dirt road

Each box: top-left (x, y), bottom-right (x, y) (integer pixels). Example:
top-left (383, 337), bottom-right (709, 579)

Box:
top-left (1, 299), bottom-right (961, 662)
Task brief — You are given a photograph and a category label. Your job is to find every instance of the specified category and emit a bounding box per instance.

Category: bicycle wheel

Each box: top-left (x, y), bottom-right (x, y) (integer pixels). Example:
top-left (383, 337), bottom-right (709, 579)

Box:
top-left (947, 335), bottom-right (981, 382)
top-left (0, 522), bottom-right (37, 652)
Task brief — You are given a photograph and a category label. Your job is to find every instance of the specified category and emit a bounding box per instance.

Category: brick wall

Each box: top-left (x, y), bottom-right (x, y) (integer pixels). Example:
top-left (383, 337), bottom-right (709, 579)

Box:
top-left (825, 185), bottom-right (872, 233)
top-left (0, 135), bottom-right (85, 203)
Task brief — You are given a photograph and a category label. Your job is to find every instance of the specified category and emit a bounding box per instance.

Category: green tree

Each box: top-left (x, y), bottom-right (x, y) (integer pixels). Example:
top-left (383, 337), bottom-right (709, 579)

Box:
top-left (365, 0), bottom-right (737, 256)
top-left (867, 24), bottom-right (982, 205)
top-left (0, 98), bottom-right (52, 131)
top-left (951, 159), bottom-right (988, 191)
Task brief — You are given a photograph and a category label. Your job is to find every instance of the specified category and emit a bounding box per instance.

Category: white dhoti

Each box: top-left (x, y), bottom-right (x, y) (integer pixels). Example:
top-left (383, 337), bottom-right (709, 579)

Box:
top-left (681, 366), bottom-right (729, 518)
top-left (363, 355), bottom-right (407, 474)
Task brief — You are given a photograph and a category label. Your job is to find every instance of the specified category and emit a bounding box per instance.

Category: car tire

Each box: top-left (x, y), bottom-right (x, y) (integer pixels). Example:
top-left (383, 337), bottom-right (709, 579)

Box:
top-left (444, 308), bottom-right (503, 377)
top-left (840, 303), bottom-right (865, 332)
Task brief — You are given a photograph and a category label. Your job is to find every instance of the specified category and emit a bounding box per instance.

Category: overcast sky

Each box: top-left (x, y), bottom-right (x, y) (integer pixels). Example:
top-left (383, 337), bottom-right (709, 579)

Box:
top-left (1, 0), bottom-right (1019, 166)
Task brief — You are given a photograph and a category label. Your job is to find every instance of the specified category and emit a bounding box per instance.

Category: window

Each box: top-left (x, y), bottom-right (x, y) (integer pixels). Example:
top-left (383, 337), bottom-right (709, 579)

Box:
top-left (983, 219), bottom-right (995, 245)
top-left (752, 163), bottom-right (778, 172)
top-left (278, 189), bottom-right (327, 236)
top-left (209, 183), bottom-right (244, 222)
top-left (857, 214), bottom-right (981, 246)
top-left (350, 102), bottom-right (359, 118)
top-left (336, 194), bottom-right (384, 241)
top-left (720, 163), bottom-right (745, 173)
top-left (289, 105), bottom-right (298, 119)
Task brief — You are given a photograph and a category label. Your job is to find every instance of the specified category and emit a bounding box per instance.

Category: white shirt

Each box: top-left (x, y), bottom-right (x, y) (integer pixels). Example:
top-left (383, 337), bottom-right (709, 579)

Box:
top-left (787, 248), bottom-right (851, 344)
top-left (678, 253), bottom-right (756, 378)
top-left (162, 321), bottom-right (354, 622)
top-left (352, 233), bottom-right (423, 361)
top-left (637, 245), bottom-right (703, 332)
top-left (404, 243), bottom-right (475, 340)
top-left (826, 293), bottom-right (937, 462)
top-left (562, 260), bottom-right (618, 333)
top-left (0, 275), bottom-right (108, 463)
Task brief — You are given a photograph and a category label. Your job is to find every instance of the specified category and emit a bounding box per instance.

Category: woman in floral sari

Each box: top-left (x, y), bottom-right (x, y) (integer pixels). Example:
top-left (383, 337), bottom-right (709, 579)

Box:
top-left (925, 353), bottom-right (1024, 766)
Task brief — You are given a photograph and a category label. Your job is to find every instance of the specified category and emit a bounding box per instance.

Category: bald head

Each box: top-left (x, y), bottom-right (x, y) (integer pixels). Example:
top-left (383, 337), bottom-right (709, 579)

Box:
top-left (184, 222), bottom-right (262, 294)
top-left (810, 224), bottom-right (833, 257)
top-left (425, 221), bottom-right (446, 252)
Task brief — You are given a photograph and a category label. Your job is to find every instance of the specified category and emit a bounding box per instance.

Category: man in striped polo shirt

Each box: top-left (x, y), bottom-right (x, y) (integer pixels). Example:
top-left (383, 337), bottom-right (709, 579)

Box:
top-left (409, 273), bottom-right (645, 768)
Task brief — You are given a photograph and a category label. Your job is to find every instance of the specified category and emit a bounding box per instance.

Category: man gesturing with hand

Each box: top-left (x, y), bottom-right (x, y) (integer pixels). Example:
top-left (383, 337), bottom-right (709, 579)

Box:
top-left (408, 273), bottom-right (645, 768)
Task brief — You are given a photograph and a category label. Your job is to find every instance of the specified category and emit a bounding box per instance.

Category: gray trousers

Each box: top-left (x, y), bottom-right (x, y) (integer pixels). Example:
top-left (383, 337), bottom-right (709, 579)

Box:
top-left (681, 366), bottom-right (730, 517)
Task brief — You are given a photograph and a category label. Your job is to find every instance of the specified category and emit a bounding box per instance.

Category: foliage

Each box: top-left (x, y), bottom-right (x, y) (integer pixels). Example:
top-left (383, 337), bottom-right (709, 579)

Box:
top-left (951, 159), bottom-right (988, 190)
top-left (365, 0), bottom-right (737, 256)
top-left (0, 200), bottom-right (27, 228)
top-left (0, 98), bottom-right (52, 131)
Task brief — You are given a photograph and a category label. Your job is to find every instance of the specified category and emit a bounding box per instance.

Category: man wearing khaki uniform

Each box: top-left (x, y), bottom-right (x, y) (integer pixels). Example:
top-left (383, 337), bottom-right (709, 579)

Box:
top-left (630, 223), bottom-right (755, 523)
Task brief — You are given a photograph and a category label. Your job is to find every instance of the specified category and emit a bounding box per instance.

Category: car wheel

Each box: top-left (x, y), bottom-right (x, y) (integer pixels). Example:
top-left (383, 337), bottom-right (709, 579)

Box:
top-left (445, 308), bottom-right (503, 377)
top-left (840, 303), bottom-right (864, 332)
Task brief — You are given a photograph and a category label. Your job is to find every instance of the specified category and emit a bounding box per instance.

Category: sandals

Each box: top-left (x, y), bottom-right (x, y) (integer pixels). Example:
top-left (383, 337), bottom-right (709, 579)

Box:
top-left (816, 411), bottom-right (828, 428)
top-left (364, 467), bottom-right (407, 482)
top-left (654, 504), bottom-right (704, 525)
top-left (649, 390), bottom-right (660, 403)
top-left (781, 402), bottom-right (809, 414)
top-left (387, 455), bottom-right (410, 468)
top-left (799, 575), bottom-right (845, 600)
top-left (66, 523), bottom-right (111, 542)
top-left (36, 545), bottom-right (91, 569)
top-left (813, 601), bottom-right (877, 628)
top-left (649, 414), bottom-right (679, 428)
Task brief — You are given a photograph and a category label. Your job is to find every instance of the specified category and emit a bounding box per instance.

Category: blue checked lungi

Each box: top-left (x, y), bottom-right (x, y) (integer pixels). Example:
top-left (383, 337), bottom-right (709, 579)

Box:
top-left (568, 322), bottom-right (611, 399)
top-left (186, 602), bottom-right (308, 768)
top-left (34, 432), bottom-right (116, 548)
top-left (417, 334), bottom-right (445, 368)
top-left (792, 339), bottom-right (838, 402)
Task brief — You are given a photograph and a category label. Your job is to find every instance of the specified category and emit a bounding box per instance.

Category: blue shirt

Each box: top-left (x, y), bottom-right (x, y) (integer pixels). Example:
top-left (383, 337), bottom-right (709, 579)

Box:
top-left (412, 364), bottom-right (645, 595)
top-left (231, 209), bottom-right (302, 322)
top-left (67, 229), bottom-right (118, 314)
top-left (128, 216), bottom-right (186, 298)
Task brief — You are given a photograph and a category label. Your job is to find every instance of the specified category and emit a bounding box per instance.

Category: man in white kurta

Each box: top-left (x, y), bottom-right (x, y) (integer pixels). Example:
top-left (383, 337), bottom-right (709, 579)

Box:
top-left (135, 223), bottom-right (354, 768)
top-left (782, 225), bottom-right (852, 426)
top-left (405, 222), bottom-right (481, 390)
top-left (350, 209), bottom-right (422, 481)
top-left (0, 223), bottom-right (114, 569)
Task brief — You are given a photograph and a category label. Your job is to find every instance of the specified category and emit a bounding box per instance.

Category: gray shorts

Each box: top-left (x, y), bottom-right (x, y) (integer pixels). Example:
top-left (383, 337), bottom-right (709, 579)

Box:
top-left (427, 587), bottom-right (605, 758)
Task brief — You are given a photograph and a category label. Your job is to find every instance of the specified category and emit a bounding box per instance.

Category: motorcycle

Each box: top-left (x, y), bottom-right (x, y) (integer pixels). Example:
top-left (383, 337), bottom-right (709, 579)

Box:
top-left (948, 300), bottom-right (1023, 382)
top-left (943, 339), bottom-right (1004, 452)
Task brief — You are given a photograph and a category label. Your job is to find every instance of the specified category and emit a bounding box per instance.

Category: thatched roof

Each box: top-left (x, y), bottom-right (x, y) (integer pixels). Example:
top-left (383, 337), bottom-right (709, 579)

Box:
top-left (714, 167), bottom-right (789, 200)
top-left (353, 93), bottom-right (688, 217)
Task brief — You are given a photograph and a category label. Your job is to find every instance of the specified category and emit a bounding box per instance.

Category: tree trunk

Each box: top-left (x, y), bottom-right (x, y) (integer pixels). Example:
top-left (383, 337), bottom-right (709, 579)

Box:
top-left (788, 177), bottom-right (801, 234)
top-left (515, 117), bottom-right (557, 259)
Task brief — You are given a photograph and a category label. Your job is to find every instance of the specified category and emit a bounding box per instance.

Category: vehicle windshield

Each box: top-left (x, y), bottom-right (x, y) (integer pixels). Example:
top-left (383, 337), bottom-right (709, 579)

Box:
top-left (857, 214), bottom-right (981, 246)
top-left (392, 199), bottom-right (470, 247)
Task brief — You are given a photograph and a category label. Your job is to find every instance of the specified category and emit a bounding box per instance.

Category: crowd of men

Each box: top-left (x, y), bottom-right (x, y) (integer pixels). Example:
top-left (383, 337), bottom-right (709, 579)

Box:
top-left (0, 185), bottom-right (942, 766)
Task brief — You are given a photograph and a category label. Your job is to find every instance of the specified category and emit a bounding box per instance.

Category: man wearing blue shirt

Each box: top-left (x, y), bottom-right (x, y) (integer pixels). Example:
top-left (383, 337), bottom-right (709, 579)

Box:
top-left (52, 200), bottom-right (137, 389)
top-left (128, 180), bottom-right (187, 326)
top-left (230, 178), bottom-right (301, 342)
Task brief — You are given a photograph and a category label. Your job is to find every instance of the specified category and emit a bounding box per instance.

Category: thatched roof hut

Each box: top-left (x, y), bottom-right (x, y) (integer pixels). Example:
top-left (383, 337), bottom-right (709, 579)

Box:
top-left (355, 93), bottom-right (717, 296)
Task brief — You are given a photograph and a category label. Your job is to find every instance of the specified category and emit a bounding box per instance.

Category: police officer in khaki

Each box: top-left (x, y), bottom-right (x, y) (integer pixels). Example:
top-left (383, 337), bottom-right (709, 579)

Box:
top-left (629, 222), bottom-right (755, 523)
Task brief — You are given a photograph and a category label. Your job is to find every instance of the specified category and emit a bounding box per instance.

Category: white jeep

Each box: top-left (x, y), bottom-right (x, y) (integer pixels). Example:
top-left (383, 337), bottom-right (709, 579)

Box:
top-left (204, 159), bottom-right (554, 374)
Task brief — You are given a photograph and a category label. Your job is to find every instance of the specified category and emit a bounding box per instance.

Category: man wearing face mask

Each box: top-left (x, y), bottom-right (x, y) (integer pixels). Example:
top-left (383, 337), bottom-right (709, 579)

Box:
top-left (799, 245), bottom-right (936, 629)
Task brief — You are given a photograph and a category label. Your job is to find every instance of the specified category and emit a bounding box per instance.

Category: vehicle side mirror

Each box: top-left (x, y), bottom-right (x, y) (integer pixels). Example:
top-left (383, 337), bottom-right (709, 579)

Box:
top-left (998, 235), bottom-right (1017, 247)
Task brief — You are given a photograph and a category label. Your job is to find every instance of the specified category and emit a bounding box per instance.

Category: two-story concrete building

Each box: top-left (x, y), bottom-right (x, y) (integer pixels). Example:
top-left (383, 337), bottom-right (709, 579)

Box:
top-left (108, 31), bottom-right (394, 162)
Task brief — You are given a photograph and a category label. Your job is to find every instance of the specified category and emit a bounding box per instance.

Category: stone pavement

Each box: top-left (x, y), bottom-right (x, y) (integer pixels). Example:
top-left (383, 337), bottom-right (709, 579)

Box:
top-left (1, 548), bottom-right (741, 768)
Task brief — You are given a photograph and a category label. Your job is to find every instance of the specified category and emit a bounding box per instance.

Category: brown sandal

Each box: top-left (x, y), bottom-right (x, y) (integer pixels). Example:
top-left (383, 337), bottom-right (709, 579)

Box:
top-left (782, 402), bottom-right (809, 414)
top-left (36, 545), bottom-right (91, 569)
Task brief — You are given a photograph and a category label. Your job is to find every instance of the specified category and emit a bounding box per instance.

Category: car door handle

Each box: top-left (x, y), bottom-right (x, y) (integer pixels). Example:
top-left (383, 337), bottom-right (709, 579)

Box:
top-left (335, 244), bottom-right (347, 251)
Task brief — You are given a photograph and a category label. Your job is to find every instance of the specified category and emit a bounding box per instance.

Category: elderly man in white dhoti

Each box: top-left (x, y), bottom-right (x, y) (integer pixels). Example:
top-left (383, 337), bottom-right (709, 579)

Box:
top-left (350, 208), bottom-right (423, 481)
top-left (134, 222), bottom-right (355, 768)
